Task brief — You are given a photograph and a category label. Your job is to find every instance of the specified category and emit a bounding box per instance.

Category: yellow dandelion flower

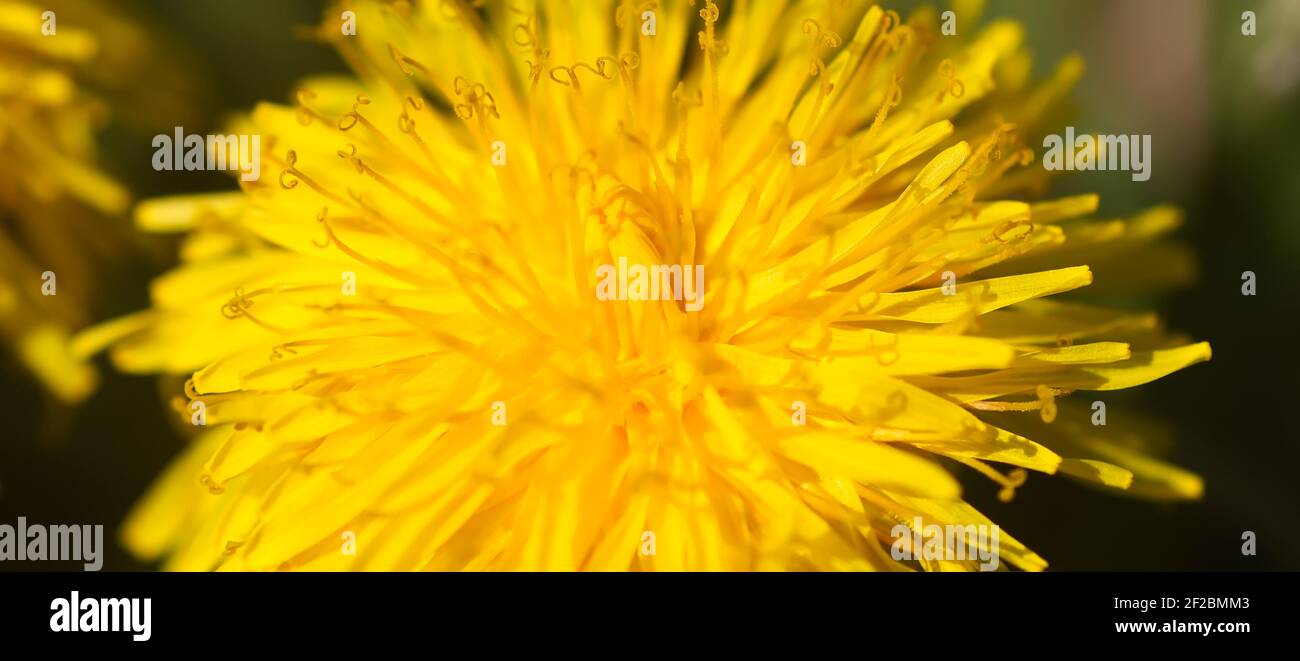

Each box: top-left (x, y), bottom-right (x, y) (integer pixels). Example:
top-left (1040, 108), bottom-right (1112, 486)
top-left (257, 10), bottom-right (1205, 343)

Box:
top-left (84, 0), bottom-right (1209, 571)
top-left (0, 0), bottom-right (134, 403)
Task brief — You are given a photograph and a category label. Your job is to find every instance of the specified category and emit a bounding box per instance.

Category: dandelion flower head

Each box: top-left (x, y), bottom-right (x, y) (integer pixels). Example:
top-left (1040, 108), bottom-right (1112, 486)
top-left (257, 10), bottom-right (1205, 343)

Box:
top-left (86, 0), bottom-right (1210, 571)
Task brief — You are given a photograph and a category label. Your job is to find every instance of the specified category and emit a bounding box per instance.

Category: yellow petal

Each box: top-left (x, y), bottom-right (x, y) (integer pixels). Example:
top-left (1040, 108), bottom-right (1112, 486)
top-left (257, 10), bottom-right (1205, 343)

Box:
top-left (779, 432), bottom-right (962, 499)
top-left (845, 266), bottom-right (1093, 323)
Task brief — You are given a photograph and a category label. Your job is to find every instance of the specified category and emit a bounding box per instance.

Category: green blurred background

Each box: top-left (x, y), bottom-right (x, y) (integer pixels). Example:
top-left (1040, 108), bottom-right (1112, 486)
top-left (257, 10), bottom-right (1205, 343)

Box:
top-left (1, 0), bottom-right (1298, 570)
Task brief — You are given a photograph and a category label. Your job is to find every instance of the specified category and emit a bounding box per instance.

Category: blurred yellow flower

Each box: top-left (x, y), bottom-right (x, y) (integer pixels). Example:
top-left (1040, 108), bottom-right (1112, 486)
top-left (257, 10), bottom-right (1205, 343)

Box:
top-left (0, 0), bottom-right (131, 403)
top-left (84, 0), bottom-right (1208, 570)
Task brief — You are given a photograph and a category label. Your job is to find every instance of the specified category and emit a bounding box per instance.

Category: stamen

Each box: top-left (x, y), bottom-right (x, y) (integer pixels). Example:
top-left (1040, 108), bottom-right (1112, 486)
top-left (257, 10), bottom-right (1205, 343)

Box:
top-left (337, 146), bottom-right (462, 234)
top-left (218, 286), bottom-right (315, 334)
top-left (525, 50), bottom-right (551, 86)
top-left (549, 58), bottom-right (625, 96)
top-left (220, 287), bottom-right (255, 320)
top-left (394, 100), bottom-right (460, 198)
top-left (867, 331), bottom-right (900, 366)
top-left (597, 54), bottom-right (640, 87)
top-left (312, 206), bottom-right (333, 248)
top-left (830, 75), bottom-right (904, 208)
top-left (801, 19), bottom-right (842, 79)
top-left (697, 1), bottom-right (728, 57)
top-left (199, 473), bottom-right (225, 495)
top-left (882, 9), bottom-right (902, 33)
top-left (936, 59), bottom-right (965, 102)
top-left (267, 149), bottom-right (357, 210)
top-left (956, 458), bottom-right (1029, 502)
top-left (452, 76), bottom-right (499, 121)
top-left (999, 469), bottom-right (1029, 502)
top-left (1035, 384), bottom-right (1057, 423)
top-left (883, 24), bottom-right (912, 53)
top-left (278, 150), bottom-right (301, 190)
top-left (337, 94), bottom-right (372, 131)
top-left (268, 343), bottom-right (300, 362)
top-left (510, 7), bottom-right (539, 49)
top-left (388, 43), bottom-right (428, 77)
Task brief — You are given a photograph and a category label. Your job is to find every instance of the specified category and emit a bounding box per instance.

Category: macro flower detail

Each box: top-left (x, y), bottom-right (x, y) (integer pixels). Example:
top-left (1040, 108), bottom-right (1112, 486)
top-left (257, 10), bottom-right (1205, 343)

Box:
top-left (0, 0), bottom-right (130, 403)
top-left (81, 0), bottom-right (1209, 571)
